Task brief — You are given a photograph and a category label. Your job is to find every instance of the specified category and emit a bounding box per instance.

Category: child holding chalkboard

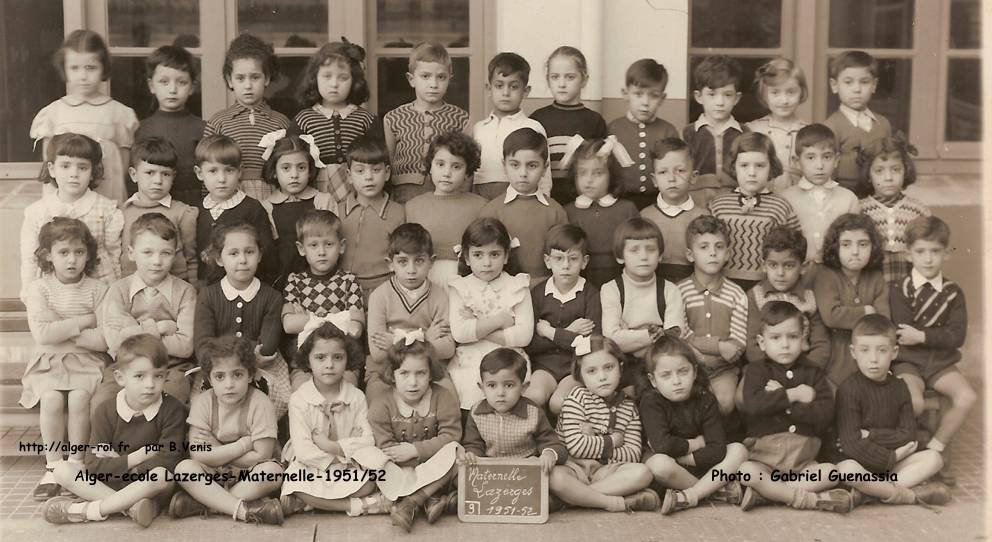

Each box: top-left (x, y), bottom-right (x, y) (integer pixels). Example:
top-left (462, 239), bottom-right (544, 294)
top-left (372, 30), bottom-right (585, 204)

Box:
top-left (366, 340), bottom-right (462, 532)
top-left (554, 336), bottom-right (660, 512)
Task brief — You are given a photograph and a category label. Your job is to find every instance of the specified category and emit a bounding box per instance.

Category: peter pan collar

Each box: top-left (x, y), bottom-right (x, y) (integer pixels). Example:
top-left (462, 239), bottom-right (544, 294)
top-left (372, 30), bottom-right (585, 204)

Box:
top-left (62, 94), bottom-right (113, 107)
top-left (504, 185), bottom-right (549, 206)
top-left (656, 195), bottom-right (695, 217)
top-left (267, 186), bottom-right (318, 204)
top-left (693, 114), bottom-right (742, 134)
top-left (116, 389), bottom-right (163, 422)
top-left (395, 387), bottom-right (433, 417)
top-left (220, 276), bottom-right (260, 302)
top-left (574, 194), bottom-right (617, 209)
top-left (315, 103), bottom-right (358, 120)
top-left (545, 276), bottom-right (586, 303)
top-left (298, 378), bottom-right (362, 407)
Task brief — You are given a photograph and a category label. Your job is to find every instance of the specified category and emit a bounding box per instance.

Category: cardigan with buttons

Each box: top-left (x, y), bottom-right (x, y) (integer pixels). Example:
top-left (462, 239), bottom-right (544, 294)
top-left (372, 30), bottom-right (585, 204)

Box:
top-left (607, 114), bottom-right (679, 208)
top-left (193, 280), bottom-right (284, 359)
top-left (740, 356), bottom-right (834, 439)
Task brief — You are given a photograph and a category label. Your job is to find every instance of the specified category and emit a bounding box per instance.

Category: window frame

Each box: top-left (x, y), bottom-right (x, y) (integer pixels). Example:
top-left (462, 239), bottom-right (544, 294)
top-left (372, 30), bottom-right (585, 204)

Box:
top-left (935, 0), bottom-right (981, 158)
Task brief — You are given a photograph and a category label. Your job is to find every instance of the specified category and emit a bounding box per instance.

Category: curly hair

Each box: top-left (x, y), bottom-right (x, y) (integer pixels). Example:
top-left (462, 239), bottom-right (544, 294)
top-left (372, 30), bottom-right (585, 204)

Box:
top-left (54, 30), bottom-right (111, 82)
top-left (685, 214), bottom-right (730, 249)
top-left (40, 133), bottom-right (104, 188)
top-left (297, 40), bottom-right (369, 107)
top-left (197, 335), bottom-right (257, 380)
top-left (565, 138), bottom-right (624, 198)
top-left (379, 340), bottom-right (446, 386)
top-left (261, 134), bottom-right (319, 189)
top-left (724, 131), bottom-right (784, 181)
top-left (35, 217), bottom-right (100, 277)
top-left (572, 335), bottom-right (625, 385)
top-left (293, 321), bottom-right (364, 373)
top-left (821, 213), bottom-right (884, 271)
top-left (857, 134), bottom-right (918, 192)
top-left (643, 335), bottom-right (711, 400)
top-left (456, 217), bottom-right (520, 276)
top-left (424, 130), bottom-right (481, 178)
top-left (223, 33), bottom-right (278, 85)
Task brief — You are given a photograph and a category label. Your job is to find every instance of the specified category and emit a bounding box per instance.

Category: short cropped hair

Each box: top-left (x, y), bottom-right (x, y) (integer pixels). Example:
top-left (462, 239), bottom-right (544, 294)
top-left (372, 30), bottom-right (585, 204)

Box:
top-left (129, 212), bottom-right (178, 248)
top-left (194, 134), bottom-right (241, 167)
top-left (650, 137), bottom-right (693, 164)
top-left (693, 55), bottom-right (743, 91)
top-left (130, 137), bottom-right (178, 169)
top-left (544, 224), bottom-right (587, 255)
top-left (829, 50), bottom-right (878, 79)
top-left (685, 215), bottom-right (729, 248)
top-left (388, 223), bottom-right (433, 257)
top-left (852, 314), bottom-right (897, 344)
top-left (347, 134), bottom-right (390, 167)
top-left (762, 225), bottom-right (807, 262)
top-left (145, 45), bottom-right (197, 81)
top-left (479, 348), bottom-right (528, 383)
top-left (295, 209), bottom-right (343, 243)
top-left (904, 216), bottom-right (951, 248)
top-left (502, 127), bottom-right (549, 161)
top-left (380, 341), bottom-right (446, 386)
top-left (488, 52), bottom-right (530, 84)
top-left (625, 58), bottom-right (668, 90)
top-left (613, 217), bottom-right (664, 260)
top-left (408, 42), bottom-right (452, 72)
top-left (759, 300), bottom-right (805, 335)
top-left (116, 334), bottom-right (169, 370)
top-left (794, 123), bottom-right (838, 156)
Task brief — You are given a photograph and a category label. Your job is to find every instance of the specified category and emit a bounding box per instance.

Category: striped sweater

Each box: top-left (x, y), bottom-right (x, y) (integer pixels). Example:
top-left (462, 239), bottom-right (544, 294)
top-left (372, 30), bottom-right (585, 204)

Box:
top-left (677, 275), bottom-right (748, 369)
top-left (556, 386), bottom-right (642, 464)
top-left (203, 101), bottom-right (291, 181)
top-left (295, 105), bottom-right (379, 166)
top-left (384, 102), bottom-right (469, 184)
top-left (707, 191), bottom-right (801, 281)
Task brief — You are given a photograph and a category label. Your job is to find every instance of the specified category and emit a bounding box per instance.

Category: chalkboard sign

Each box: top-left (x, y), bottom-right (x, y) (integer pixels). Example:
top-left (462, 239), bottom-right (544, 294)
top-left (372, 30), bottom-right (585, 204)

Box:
top-left (457, 457), bottom-right (549, 524)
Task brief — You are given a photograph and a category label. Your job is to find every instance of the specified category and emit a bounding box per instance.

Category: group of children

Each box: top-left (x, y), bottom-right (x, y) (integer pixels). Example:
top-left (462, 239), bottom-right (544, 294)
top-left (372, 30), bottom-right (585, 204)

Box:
top-left (20, 28), bottom-right (975, 531)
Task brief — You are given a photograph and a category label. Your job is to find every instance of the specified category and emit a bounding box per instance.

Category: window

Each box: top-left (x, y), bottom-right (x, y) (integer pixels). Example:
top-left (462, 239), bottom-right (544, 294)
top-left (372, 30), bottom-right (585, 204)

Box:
top-left (366, 0), bottom-right (483, 118)
top-left (1, 1), bottom-right (65, 162)
top-left (942, 0), bottom-right (981, 146)
top-left (688, 0), bottom-right (794, 125)
top-left (106, 0), bottom-right (203, 120)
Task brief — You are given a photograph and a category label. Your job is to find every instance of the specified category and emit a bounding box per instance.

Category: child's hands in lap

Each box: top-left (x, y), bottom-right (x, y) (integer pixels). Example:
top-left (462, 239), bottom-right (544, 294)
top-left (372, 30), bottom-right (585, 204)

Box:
top-left (539, 450), bottom-right (556, 474)
top-left (894, 440), bottom-right (918, 461)
top-left (718, 341), bottom-right (739, 362)
top-left (383, 443), bottom-right (419, 463)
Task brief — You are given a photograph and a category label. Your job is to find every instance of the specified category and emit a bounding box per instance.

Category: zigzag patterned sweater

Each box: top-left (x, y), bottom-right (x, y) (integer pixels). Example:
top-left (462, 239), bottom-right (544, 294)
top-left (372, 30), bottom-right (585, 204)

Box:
top-left (707, 193), bottom-right (801, 281)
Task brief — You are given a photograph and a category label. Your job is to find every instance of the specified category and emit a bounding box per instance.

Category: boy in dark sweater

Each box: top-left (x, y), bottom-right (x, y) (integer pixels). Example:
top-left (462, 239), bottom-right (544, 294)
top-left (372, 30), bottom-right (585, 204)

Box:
top-left (46, 335), bottom-right (186, 527)
top-left (834, 315), bottom-right (951, 507)
top-left (682, 56), bottom-right (747, 192)
top-left (737, 301), bottom-right (852, 513)
top-left (133, 45), bottom-right (205, 205)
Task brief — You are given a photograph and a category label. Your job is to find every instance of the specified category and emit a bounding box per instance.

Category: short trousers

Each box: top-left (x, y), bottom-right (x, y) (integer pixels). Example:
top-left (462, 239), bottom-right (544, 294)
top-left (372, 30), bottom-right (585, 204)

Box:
top-left (562, 458), bottom-right (626, 484)
top-left (892, 361), bottom-right (960, 387)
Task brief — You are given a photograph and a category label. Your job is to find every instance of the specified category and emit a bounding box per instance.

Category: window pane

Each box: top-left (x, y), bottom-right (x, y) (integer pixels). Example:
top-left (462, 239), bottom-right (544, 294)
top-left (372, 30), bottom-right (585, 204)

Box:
top-left (376, 0), bottom-right (470, 49)
top-left (687, 56), bottom-right (774, 126)
top-left (828, 0), bottom-right (914, 49)
top-left (949, 0), bottom-right (981, 49)
top-left (375, 57), bottom-right (469, 116)
top-left (110, 57), bottom-right (203, 121)
top-left (238, 0), bottom-right (327, 48)
top-left (826, 58), bottom-right (912, 135)
top-left (691, 0), bottom-right (781, 48)
top-left (1, 0), bottom-right (63, 162)
top-left (946, 59), bottom-right (981, 141)
top-left (265, 57), bottom-right (308, 121)
top-left (108, 0), bottom-right (200, 48)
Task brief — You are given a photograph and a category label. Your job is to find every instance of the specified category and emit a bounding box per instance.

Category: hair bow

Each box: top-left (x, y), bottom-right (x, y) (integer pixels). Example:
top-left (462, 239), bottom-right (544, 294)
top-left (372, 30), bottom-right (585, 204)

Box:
top-left (297, 311), bottom-right (354, 348)
top-left (298, 134), bottom-right (328, 168)
top-left (571, 335), bottom-right (592, 356)
top-left (452, 244), bottom-right (462, 258)
top-left (559, 135), bottom-right (635, 170)
top-left (258, 129), bottom-right (287, 161)
top-left (509, 237), bottom-right (521, 249)
top-left (392, 328), bottom-right (426, 346)
top-left (340, 37), bottom-right (366, 63)
top-left (892, 131), bottom-right (918, 157)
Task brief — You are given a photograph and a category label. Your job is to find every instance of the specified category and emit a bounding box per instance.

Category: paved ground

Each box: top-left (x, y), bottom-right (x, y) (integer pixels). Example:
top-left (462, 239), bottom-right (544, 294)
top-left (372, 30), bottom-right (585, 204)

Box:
top-left (0, 385), bottom-right (984, 541)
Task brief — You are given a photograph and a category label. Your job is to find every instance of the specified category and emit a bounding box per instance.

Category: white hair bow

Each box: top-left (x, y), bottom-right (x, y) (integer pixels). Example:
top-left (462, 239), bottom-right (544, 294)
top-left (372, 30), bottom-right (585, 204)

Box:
top-left (571, 335), bottom-right (592, 356)
top-left (509, 237), bottom-right (521, 249)
top-left (559, 134), bottom-right (635, 170)
top-left (258, 129), bottom-right (327, 168)
top-left (392, 328), bottom-right (425, 346)
top-left (452, 244), bottom-right (462, 258)
top-left (298, 311), bottom-right (354, 348)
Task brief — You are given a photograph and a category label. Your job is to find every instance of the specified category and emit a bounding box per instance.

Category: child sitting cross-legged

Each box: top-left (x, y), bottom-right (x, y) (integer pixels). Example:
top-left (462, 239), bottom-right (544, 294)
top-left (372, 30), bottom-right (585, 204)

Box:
top-left (833, 314), bottom-right (951, 508)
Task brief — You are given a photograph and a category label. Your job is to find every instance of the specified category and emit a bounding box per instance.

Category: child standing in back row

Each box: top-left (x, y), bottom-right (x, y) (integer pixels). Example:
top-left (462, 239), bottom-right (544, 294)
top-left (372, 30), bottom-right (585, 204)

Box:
top-left (203, 34), bottom-right (291, 202)
top-left (531, 46), bottom-right (608, 206)
top-left (745, 58), bottom-right (808, 193)
top-left (384, 42), bottom-right (470, 203)
top-left (683, 56), bottom-right (747, 193)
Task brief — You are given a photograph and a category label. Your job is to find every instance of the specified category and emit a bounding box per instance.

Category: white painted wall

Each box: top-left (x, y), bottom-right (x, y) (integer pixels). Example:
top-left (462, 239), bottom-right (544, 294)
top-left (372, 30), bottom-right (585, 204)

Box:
top-left (493, 0), bottom-right (688, 101)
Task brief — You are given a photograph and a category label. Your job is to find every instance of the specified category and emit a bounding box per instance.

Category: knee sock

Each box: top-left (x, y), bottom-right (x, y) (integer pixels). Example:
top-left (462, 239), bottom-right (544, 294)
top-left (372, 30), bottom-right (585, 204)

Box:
top-left (882, 486), bottom-right (917, 505)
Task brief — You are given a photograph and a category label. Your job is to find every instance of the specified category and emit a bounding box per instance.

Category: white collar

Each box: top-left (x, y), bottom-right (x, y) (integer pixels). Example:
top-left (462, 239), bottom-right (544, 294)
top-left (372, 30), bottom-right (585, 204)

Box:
top-left (62, 94), bottom-right (113, 106)
top-left (481, 109), bottom-right (527, 126)
top-left (395, 387), bottom-right (433, 417)
top-left (220, 276), bottom-right (261, 302)
top-left (116, 388), bottom-right (163, 422)
top-left (656, 195), bottom-right (695, 216)
top-left (127, 274), bottom-right (176, 304)
top-left (298, 378), bottom-right (361, 407)
top-left (839, 104), bottom-right (877, 125)
top-left (693, 114), bottom-right (742, 134)
top-left (797, 177), bottom-right (839, 190)
top-left (544, 276), bottom-right (586, 303)
top-left (267, 186), bottom-right (318, 204)
top-left (504, 185), bottom-right (549, 206)
top-left (45, 189), bottom-right (97, 217)
top-left (203, 190), bottom-right (246, 210)
top-left (125, 193), bottom-right (172, 208)
top-left (315, 103), bottom-right (357, 119)
top-left (911, 268), bottom-right (944, 292)
top-left (574, 194), bottom-right (617, 209)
